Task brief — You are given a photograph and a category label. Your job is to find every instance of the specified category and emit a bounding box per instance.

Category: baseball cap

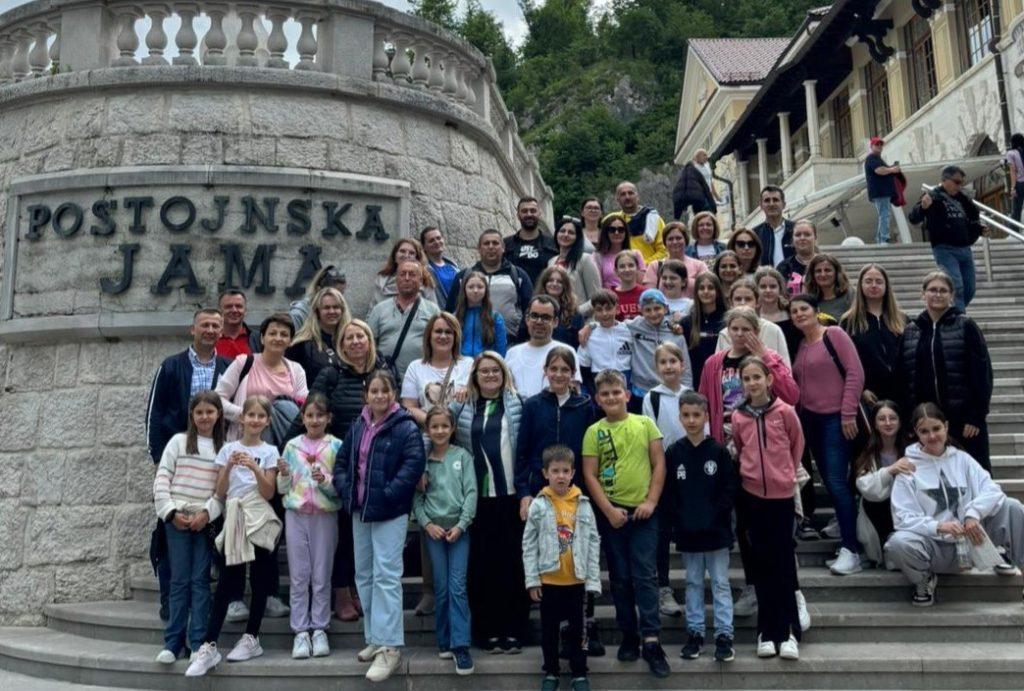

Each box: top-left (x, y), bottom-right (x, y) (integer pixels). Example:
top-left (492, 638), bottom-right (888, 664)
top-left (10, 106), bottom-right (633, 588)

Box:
top-left (640, 289), bottom-right (669, 309)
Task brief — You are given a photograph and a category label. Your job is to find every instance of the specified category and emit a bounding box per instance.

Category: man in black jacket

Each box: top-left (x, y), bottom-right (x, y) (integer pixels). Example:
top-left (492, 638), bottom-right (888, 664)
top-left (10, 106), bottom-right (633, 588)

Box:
top-left (908, 165), bottom-right (988, 309)
top-left (752, 186), bottom-right (795, 267)
top-left (145, 308), bottom-right (230, 621)
top-left (672, 150), bottom-right (718, 220)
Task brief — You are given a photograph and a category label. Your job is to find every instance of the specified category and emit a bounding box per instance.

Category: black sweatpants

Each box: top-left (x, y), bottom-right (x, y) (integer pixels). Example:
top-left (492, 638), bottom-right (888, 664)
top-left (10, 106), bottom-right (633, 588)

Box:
top-left (331, 510), bottom-right (355, 588)
top-left (206, 545), bottom-right (276, 642)
top-left (541, 583), bottom-right (587, 677)
top-left (468, 495), bottom-right (530, 643)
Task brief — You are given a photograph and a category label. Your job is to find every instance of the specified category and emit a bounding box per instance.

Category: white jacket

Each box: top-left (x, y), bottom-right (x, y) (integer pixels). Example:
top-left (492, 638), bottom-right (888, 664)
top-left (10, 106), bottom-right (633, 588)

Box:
top-left (891, 443), bottom-right (1004, 541)
top-left (215, 490), bottom-right (282, 566)
top-left (855, 459), bottom-right (896, 567)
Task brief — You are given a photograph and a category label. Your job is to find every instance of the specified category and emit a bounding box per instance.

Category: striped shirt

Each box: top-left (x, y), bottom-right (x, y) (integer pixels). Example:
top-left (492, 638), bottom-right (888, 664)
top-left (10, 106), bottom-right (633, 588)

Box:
top-left (188, 347), bottom-right (217, 397)
top-left (153, 433), bottom-right (223, 521)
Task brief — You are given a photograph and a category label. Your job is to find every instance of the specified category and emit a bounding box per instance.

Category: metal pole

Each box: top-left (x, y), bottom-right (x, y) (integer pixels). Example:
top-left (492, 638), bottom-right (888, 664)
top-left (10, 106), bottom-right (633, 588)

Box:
top-left (982, 235), bottom-right (993, 282)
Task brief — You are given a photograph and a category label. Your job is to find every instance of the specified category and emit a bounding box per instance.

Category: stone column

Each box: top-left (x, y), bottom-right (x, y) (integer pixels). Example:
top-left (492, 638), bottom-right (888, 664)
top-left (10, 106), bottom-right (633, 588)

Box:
top-left (848, 59), bottom-right (871, 145)
top-left (778, 112), bottom-right (793, 179)
top-left (756, 138), bottom-right (769, 192)
top-left (736, 155), bottom-right (750, 219)
top-left (804, 79), bottom-right (821, 158)
top-left (929, 5), bottom-right (960, 90)
top-left (59, 3), bottom-right (113, 70)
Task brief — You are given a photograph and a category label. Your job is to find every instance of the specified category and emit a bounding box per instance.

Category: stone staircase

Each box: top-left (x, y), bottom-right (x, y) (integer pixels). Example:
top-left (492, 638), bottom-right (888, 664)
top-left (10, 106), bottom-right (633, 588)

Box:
top-left (1, 242), bottom-right (1023, 689)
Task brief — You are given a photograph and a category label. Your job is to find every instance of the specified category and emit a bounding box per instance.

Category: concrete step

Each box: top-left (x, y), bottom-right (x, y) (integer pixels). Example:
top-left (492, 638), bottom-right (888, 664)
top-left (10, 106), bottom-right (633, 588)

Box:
top-left (42, 599), bottom-right (1024, 648)
top-left (990, 394), bottom-right (1024, 413)
top-left (987, 433), bottom-right (1024, 456)
top-left (2, 628), bottom-right (1024, 690)
top-left (986, 413), bottom-right (1024, 436)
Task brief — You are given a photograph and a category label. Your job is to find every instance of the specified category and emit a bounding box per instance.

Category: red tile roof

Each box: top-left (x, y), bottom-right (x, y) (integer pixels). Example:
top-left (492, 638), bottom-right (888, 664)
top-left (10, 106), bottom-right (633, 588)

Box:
top-left (689, 38), bottom-right (790, 85)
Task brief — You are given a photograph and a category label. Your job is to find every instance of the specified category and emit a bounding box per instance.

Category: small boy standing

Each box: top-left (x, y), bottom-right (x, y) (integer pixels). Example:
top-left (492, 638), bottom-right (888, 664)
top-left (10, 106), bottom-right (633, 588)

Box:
top-left (523, 445), bottom-right (601, 691)
top-left (577, 290), bottom-right (632, 396)
top-left (581, 370), bottom-right (670, 678)
top-left (664, 391), bottom-right (737, 662)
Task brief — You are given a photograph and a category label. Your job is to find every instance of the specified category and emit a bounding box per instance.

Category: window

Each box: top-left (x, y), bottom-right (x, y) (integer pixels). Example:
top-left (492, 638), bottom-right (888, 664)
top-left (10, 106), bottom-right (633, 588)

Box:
top-left (831, 88), bottom-right (854, 158)
top-left (905, 16), bottom-right (938, 111)
top-left (958, 0), bottom-right (994, 69)
top-left (864, 60), bottom-right (892, 137)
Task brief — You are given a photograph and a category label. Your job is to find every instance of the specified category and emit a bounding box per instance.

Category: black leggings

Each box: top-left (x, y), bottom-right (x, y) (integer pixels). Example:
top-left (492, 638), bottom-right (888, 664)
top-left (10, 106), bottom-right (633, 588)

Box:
top-left (468, 495), bottom-right (530, 642)
top-left (332, 510), bottom-right (355, 588)
top-left (206, 546), bottom-right (276, 642)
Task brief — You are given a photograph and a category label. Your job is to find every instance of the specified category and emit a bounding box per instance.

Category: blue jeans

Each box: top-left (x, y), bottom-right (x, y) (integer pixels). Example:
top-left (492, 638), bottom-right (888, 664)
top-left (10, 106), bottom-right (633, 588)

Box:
top-left (163, 521), bottom-right (212, 655)
top-left (800, 410), bottom-right (860, 553)
top-left (871, 197), bottom-right (891, 244)
top-left (424, 530), bottom-right (471, 650)
top-left (596, 509), bottom-right (660, 639)
top-left (682, 548), bottom-right (733, 638)
top-left (353, 513), bottom-right (408, 647)
top-left (931, 244), bottom-right (976, 310)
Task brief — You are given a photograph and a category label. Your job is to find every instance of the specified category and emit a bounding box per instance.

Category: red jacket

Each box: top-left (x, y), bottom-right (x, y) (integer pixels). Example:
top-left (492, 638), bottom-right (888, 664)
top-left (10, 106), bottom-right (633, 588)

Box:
top-left (732, 397), bottom-right (804, 499)
top-left (697, 348), bottom-right (799, 444)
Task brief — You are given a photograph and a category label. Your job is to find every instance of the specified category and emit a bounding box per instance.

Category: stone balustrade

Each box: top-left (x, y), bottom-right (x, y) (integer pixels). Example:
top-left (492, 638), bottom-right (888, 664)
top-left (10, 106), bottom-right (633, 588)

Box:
top-left (0, 0), bottom-right (552, 223)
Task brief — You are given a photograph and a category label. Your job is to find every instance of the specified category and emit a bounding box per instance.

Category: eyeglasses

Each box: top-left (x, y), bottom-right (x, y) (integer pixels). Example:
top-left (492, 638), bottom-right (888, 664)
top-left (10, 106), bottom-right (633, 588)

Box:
top-left (926, 287), bottom-right (951, 295)
top-left (608, 226), bottom-right (626, 234)
top-left (734, 240), bottom-right (756, 249)
top-left (528, 312), bottom-right (555, 322)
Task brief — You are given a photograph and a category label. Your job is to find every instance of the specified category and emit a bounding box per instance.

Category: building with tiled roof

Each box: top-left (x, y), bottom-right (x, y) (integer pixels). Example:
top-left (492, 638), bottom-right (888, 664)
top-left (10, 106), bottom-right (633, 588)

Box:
top-left (688, 38), bottom-right (790, 85)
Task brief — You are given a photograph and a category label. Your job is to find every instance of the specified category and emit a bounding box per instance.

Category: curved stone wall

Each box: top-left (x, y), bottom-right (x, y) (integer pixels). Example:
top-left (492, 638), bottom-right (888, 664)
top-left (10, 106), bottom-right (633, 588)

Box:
top-left (0, 0), bottom-right (550, 623)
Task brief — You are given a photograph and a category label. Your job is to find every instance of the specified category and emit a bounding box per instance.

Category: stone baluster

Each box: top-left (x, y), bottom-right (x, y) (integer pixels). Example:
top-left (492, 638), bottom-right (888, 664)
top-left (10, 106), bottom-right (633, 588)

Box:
top-left (265, 8), bottom-right (289, 68)
top-left (390, 32), bottom-right (411, 84)
top-left (442, 52), bottom-right (458, 97)
top-left (462, 65), bottom-right (478, 107)
top-left (141, 6), bottom-right (170, 65)
top-left (426, 47), bottom-right (444, 92)
top-left (235, 7), bottom-right (259, 67)
top-left (173, 4), bottom-right (199, 65)
top-left (0, 41), bottom-right (13, 84)
top-left (202, 6), bottom-right (228, 65)
top-left (410, 38), bottom-right (429, 88)
top-left (371, 27), bottom-right (388, 81)
top-left (111, 9), bottom-right (140, 67)
top-left (28, 23), bottom-right (50, 77)
top-left (453, 60), bottom-right (469, 103)
top-left (10, 30), bottom-right (31, 80)
top-left (294, 12), bottom-right (318, 70)
top-left (47, 19), bottom-right (60, 73)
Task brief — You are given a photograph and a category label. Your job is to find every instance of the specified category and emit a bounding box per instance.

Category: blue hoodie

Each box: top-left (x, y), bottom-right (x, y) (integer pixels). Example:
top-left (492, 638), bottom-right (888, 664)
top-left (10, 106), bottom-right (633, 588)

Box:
top-left (461, 306), bottom-right (508, 358)
top-left (515, 389), bottom-right (594, 498)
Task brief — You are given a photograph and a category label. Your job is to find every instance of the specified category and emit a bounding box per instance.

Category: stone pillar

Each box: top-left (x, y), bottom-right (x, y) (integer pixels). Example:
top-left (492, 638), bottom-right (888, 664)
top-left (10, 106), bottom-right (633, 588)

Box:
top-left (886, 51), bottom-right (910, 130)
top-left (929, 5), bottom-right (960, 90)
top-left (756, 138), bottom-right (769, 192)
top-left (778, 112), bottom-right (793, 179)
top-left (804, 79), bottom-right (821, 158)
top-left (59, 4), bottom-right (113, 70)
top-left (736, 155), bottom-right (750, 219)
top-left (849, 62), bottom-right (870, 146)
top-left (317, 11), bottom-right (374, 79)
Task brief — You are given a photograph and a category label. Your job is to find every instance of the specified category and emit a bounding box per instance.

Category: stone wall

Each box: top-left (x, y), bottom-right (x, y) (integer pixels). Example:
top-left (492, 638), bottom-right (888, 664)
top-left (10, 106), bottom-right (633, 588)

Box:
top-left (0, 69), bottom-right (531, 624)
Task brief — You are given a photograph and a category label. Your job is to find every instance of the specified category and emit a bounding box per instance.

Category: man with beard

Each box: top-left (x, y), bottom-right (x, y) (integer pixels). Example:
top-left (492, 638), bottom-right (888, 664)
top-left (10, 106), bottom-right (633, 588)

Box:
top-left (505, 196), bottom-right (557, 284)
top-left (606, 181), bottom-right (666, 263)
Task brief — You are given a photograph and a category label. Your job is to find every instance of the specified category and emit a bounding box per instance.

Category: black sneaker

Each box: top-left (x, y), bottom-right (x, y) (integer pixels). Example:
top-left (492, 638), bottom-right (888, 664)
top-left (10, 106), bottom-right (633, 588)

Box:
top-left (713, 634), bottom-right (735, 662)
top-left (483, 637), bottom-right (503, 654)
top-left (503, 637), bottom-right (523, 655)
top-left (541, 674), bottom-right (559, 691)
top-left (585, 621), bottom-right (605, 657)
top-left (616, 636), bottom-right (640, 662)
top-left (796, 519), bottom-right (820, 540)
top-left (680, 631), bottom-right (703, 660)
top-left (641, 641), bottom-right (670, 678)
top-left (453, 647), bottom-right (475, 675)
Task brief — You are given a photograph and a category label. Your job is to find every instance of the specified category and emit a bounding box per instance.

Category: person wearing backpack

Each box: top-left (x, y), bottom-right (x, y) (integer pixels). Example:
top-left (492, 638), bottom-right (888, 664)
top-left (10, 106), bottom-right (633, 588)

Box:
top-left (790, 294), bottom-right (866, 576)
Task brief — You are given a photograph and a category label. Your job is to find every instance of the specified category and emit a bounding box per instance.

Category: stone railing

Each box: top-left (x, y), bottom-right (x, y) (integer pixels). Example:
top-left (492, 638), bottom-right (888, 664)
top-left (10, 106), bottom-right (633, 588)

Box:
top-left (0, 0), bottom-right (553, 221)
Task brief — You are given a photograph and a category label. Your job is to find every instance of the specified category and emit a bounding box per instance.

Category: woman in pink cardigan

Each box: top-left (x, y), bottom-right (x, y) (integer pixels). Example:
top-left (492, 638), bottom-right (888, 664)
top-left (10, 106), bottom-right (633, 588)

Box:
top-left (216, 313), bottom-right (309, 441)
top-left (698, 306), bottom-right (799, 446)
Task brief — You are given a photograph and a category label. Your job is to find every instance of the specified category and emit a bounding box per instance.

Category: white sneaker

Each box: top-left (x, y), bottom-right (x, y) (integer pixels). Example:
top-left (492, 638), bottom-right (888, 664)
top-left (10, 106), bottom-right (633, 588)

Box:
top-left (226, 634), bottom-right (263, 662)
top-left (358, 644), bottom-right (381, 662)
top-left (184, 642), bottom-right (220, 677)
top-left (734, 585), bottom-right (758, 617)
top-left (830, 547), bottom-right (863, 575)
top-left (264, 595), bottom-right (290, 618)
top-left (795, 590), bottom-right (811, 632)
top-left (311, 629), bottom-right (330, 657)
top-left (821, 517), bottom-right (841, 539)
top-left (756, 635), bottom-right (776, 658)
top-left (658, 586), bottom-right (682, 616)
top-left (155, 649), bottom-right (176, 664)
top-left (292, 632), bottom-right (312, 660)
top-left (366, 647), bottom-right (401, 682)
top-left (779, 634), bottom-right (799, 660)
top-left (226, 600), bottom-right (249, 622)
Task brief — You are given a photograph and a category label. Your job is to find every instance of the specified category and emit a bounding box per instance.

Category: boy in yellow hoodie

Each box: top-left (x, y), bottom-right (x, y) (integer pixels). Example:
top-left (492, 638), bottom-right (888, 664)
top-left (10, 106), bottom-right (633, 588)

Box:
top-left (523, 445), bottom-right (602, 691)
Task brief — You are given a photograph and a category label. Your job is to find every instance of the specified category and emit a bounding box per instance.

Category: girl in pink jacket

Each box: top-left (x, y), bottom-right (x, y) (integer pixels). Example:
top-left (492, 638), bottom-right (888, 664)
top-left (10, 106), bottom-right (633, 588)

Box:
top-left (732, 357), bottom-right (805, 661)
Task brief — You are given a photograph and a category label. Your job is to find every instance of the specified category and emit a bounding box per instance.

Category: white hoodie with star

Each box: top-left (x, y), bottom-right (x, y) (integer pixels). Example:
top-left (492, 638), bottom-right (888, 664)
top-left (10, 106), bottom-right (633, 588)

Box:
top-left (890, 443), bottom-right (1005, 540)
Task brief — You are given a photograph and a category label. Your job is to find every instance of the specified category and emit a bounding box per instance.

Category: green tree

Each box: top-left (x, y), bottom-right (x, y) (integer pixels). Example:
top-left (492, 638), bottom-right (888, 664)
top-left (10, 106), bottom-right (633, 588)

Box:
top-left (459, 0), bottom-right (518, 92)
top-left (409, 0), bottom-right (459, 31)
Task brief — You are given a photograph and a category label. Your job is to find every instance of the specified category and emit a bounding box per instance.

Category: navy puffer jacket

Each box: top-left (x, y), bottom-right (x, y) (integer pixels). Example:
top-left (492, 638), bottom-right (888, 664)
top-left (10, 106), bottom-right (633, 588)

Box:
top-left (515, 390), bottom-right (593, 497)
top-left (333, 406), bottom-right (425, 522)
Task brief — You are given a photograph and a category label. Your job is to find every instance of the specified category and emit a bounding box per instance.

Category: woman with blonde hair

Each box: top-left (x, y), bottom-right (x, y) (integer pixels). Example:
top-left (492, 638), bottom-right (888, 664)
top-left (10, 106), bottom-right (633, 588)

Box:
top-left (289, 265), bottom-right (347, 332)
top-left (685, 211), bottom-right (726, 263)
top-left (286, 287), bottom-right (351, 386)
top-left (370, 238), bottom-right (436, 309)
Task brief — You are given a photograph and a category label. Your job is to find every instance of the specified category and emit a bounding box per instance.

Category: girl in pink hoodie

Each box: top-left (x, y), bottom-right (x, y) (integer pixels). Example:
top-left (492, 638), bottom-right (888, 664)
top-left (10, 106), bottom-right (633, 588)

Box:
top-left (732, 357), bottom-right (805, 661)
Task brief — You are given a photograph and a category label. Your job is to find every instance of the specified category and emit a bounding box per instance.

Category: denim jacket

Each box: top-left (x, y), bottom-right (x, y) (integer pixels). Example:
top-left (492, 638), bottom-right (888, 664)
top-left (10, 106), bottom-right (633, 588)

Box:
top-left (522, 488), bottom-right (601, 593)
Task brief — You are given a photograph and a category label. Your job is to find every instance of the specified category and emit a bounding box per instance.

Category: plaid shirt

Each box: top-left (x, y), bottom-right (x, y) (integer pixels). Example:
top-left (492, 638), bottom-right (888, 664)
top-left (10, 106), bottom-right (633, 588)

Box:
top-left (188, 347), bottom-right (217, 397)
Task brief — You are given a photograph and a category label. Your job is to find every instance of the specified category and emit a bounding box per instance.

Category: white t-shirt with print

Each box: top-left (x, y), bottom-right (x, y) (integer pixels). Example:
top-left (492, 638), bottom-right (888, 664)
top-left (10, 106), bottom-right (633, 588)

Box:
top-left (577, 322), bottom-right (632, 373)
top-left (400, 357), bottom-right (472, 409)
top-left (215, 440), bottom-right (279, 499)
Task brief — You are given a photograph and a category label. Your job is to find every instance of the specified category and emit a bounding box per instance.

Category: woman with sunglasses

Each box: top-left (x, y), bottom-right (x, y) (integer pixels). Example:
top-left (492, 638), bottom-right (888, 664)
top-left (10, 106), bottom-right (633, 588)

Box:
top-left (596, 215), bottom-right (645, 289)
top-left (549, 216), bottom-right (602, 315)
top-left (727, 229), bottom-right (762, 277)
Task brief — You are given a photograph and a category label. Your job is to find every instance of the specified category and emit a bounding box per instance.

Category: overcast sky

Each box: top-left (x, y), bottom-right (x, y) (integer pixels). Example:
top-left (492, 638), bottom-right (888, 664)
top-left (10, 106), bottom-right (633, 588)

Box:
top-left (0, 0), bottom-right (529, 44)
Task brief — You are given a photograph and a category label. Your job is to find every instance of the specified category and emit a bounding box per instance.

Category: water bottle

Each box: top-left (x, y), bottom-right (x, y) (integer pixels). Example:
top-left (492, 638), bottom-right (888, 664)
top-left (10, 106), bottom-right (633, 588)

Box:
top-left (956, 536), bottom-right (972, 571)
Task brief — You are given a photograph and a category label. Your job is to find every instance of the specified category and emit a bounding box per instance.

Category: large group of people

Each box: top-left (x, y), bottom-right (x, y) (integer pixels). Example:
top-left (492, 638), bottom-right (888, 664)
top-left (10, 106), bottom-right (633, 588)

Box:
top-left (143, 181), bottom-right (1023, 690)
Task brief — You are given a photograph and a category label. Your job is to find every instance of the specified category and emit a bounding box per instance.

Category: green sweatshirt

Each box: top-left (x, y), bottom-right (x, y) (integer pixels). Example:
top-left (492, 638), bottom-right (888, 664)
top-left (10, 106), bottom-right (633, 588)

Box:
top-left (413, 445), bottom-right (478, 532)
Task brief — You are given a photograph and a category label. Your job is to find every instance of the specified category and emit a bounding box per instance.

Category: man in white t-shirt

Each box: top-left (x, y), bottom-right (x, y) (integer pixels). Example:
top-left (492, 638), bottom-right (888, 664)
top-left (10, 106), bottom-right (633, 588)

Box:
top-left (504, 295), bottom-right (582, 398)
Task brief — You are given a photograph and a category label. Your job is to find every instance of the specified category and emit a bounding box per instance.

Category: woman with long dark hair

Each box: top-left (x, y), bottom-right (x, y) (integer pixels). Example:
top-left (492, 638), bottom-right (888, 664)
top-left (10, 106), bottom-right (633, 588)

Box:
top-left (682, 273), bottom-right (727, 386)
top-left (840, 263), bottom-right (907, 404)
top-left (596, 215), bottom-right (645, 288)
top-left (805, 253), bottom-right (852, 323)
top-left (853, 400), bottom-right (910, 568)
top-left (547, 217), bottom-right (602, 315)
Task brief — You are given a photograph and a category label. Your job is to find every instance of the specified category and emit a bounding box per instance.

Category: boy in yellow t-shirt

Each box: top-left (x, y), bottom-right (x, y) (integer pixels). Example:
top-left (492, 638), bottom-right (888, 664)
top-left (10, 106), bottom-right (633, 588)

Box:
top-left (523, 446), bottom-right (601, 691)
